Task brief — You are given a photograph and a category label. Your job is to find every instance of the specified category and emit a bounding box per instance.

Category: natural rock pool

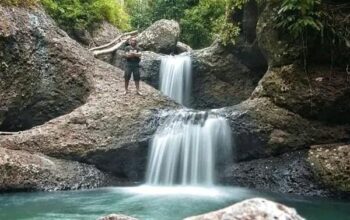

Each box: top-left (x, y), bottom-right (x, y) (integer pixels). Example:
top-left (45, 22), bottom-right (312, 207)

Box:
top-left (0, 186), bottom-right (349, 220)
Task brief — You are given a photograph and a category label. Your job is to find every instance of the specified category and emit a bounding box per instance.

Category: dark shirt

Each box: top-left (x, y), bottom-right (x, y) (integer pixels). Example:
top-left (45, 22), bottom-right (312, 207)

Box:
top-left (124, 45), bottom-right (142, 65)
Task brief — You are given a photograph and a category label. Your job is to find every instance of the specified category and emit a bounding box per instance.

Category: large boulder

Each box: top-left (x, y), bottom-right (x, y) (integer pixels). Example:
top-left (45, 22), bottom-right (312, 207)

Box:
top-left (220, 150), bottom-right (336, 197)
top-left (184, 198), bottom-right (304, 220)
top-left (0, 147), bottom-right (117, 191)
top-left (91, 21), bottom-right (121, 46)
top-left (136, 19), bottom-right (180, 54)
top-left (308, 143), bottom-right (350, 193)
top-left (191, 42), bottom-right (263, 109)
top-left (256, 1), bottom-right (301, 67)
top-left (0, 7), bottom-right (90, 131)
top-left (218, 98), bottom-right (350, 161)
top-left (252, 64), bottom-right (350, 124)
top-left (0, 5), bottom-right (178, 188)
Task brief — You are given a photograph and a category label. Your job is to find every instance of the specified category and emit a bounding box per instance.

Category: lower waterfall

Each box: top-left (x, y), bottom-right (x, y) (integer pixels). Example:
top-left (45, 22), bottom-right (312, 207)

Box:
top-left (145, 110), bottom-right (232, 186)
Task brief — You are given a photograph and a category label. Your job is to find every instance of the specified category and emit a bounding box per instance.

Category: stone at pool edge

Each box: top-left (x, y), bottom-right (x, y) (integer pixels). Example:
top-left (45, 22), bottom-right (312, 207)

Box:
top-left (98, 214), bottom-right (138, 220)
top-left (98, 198), bottom-right (304, 220)
top-left (184, 198), bottom-right (305, 220)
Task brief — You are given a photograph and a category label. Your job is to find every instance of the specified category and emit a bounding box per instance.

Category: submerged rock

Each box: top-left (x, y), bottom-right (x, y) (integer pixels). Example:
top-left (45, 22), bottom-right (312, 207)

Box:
top-left (184, 198), bottom-right (305, 220)
top-left (308, 143), bottom-right (350, 193)
top-left (137, 19), bottom-right (180, 54)
top-left (0, 147), bottom-right (117, 191)
top-left (98, 214), bottom-right (138, 220)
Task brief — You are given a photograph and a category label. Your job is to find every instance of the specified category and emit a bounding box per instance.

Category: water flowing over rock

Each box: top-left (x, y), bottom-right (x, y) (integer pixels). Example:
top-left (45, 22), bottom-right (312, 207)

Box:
top-left (184, 198), bottom-right (305, 220)
top-left (159, 55), bottom-right (192, 106)
top-left (146, 110), bottom-right (232, 186)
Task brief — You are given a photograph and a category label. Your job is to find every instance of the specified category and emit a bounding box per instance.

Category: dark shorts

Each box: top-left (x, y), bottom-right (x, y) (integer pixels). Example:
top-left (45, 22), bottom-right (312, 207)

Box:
top-left (124, 64), bottom-right (140, 81)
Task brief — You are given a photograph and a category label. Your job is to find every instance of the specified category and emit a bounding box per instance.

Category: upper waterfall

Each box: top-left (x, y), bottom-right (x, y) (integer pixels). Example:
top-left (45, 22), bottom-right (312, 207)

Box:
top-left (145, 110), bottom-right (232, 186)
top-left (159, 55), bottom-right (192, 106)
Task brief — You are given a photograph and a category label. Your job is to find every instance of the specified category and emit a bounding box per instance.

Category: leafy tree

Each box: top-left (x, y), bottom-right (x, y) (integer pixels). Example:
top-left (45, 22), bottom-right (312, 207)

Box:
top-left (41, 0), bottom-right (130, 34)
top-left (180, 0), bottom-right (226, 48)
top-left (276, 0), bottom-right (323, 72)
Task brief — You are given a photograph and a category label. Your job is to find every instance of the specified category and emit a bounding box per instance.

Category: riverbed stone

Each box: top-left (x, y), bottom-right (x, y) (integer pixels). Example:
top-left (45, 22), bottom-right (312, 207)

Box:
top-left (184, 198), bottom-right (305, 220)
top-left (98, 214), bottom-right (138, 220)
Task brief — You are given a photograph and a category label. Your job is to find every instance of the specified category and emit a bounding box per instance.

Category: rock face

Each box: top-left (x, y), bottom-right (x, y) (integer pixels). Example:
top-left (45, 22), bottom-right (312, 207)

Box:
top-left (0, 147), bottom-right (117, 191)
top-left (184, 198), bottom-right (305, 220)
top-left (0, 7), bottom-right (90, 131)
top-left (220, 150), bottom-right (335, 197)
top-left (91, 21), bottom-right (121, 46)
top-left (191, 43), bottom-right (263, 108)
top-left (252, 64), bottom-right (350, 124)
top-left (136, 19), bottom-right (180, 54)
top-left (0, 5), bottom-right (177, 190)
top-left (256, 1), bottom-right (301, 67)
top-left (218, 98), bottom-right (350, 161)
top-left (308, 144), bottom-right (350, 193)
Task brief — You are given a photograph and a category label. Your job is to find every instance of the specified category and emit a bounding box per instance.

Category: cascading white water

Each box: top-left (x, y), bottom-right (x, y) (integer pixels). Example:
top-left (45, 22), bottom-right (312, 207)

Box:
top-left (159, 55), bottom-right (192, 106)
top-left (146, 110), bottom-right (232, 186)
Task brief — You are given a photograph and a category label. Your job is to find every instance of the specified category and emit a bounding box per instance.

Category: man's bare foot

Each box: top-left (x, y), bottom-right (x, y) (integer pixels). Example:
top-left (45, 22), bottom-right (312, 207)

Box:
top-left (136, 90), bottom-right (143, 96)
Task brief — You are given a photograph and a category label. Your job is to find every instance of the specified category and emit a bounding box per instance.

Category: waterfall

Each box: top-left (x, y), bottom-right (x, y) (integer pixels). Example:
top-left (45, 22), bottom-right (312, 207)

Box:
top-left (159, 55), bottom-right (192, 106)
top-left (146, 110), bottom-right (232, 186)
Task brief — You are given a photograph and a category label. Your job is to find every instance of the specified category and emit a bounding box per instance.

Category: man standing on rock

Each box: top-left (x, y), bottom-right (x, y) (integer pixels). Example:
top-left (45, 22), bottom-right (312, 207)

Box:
top-left (124, 37), bottom-right (142, 95)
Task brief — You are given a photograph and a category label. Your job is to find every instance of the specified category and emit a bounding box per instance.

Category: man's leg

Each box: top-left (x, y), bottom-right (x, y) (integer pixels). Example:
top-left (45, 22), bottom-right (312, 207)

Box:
top-left (124, 66), bottom-right (132, 94)
top-left (133, 67), bottom-right (142, 95)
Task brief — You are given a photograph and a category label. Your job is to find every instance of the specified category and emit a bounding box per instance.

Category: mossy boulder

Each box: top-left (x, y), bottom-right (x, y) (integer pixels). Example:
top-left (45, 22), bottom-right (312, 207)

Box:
top-left (252, 64), bottom-right (350, 124)
top-left (308, 144), bottom-right (350, 193)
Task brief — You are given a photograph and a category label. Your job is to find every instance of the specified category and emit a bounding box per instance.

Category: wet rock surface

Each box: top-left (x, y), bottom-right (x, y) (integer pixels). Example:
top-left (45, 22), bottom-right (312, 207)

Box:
top-left (220, 150), bottom-right (336, 197)
top-left (184, 198), bottom-right (305, 220)
top-left (98, 214), bottom-right (139, 220)
top-left (0, 147), bottom-right (118, 191)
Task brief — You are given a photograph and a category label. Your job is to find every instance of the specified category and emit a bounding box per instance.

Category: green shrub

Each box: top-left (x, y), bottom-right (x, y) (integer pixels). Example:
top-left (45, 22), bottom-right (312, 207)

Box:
top-left (41, 0), bottom-right (130, 34)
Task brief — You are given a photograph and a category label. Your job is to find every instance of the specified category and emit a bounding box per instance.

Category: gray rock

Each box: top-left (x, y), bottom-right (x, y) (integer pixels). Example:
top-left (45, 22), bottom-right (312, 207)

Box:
top-left (98, 214), bottom-right (138, 220)
top-left (184, 198), bottom-right (305, 220)
top-left (0, 147), bottom-right (117, 191)
top-left (252, 64), bottom-right (350, 124)
top-left (220, 150), bottom-right (337, 197)
top-left (137, 19), bottom-right (180, 54)
top-left (191, 42), bottom-right (263, 109)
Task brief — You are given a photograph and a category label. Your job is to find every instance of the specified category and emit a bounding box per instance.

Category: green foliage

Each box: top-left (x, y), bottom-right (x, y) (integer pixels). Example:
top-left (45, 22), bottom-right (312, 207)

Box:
top-left (180, 0), bottom-right (226, 48)
top-left (276, 0), bottom-right (323, 38)
top-left (41, 0), bottom-right (130, 33)
top-left (0, 0), bottom-right (38, 7)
